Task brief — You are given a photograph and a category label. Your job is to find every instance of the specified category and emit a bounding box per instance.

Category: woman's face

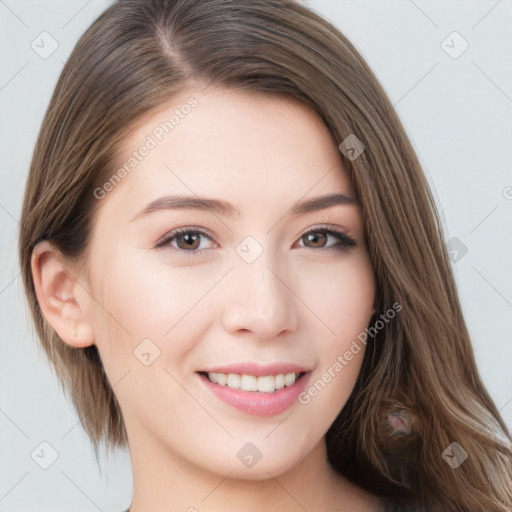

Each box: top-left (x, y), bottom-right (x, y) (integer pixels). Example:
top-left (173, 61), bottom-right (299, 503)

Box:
top-left (79, 86), bottom-right (376, 478)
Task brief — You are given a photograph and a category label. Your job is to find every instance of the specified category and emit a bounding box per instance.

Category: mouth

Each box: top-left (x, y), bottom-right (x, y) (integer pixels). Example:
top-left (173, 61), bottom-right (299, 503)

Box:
top-left (196, 367), bottom-right (311, 416)
top-left (198, 371), bottom-right (307, 394)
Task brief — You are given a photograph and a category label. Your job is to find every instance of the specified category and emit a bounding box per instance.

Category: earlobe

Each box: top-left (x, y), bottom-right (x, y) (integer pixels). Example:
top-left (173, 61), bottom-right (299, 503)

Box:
top-left (31, 241), bottom-right (95, 348)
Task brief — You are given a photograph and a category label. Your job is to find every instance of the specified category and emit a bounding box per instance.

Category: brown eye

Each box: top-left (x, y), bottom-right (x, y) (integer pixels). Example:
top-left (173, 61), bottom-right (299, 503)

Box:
top-left (303, 231), bottom-right (328, 248)
top-left (175, 232), bottom-right (202, 250)
top-left (299, 228), bottom-right (357, 252)
top-left (155, 228), bottom-right (215, 255)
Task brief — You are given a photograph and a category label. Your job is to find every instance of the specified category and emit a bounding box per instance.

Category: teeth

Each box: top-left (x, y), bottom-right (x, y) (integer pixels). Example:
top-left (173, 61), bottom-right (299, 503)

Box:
top-left (284, 373), bottom-right (296, 387)
top-left (257, 375), bottom-right (275, 393)
top-left (240, 374), bottom-right (258, 391)
top-left (206, 372), bottom-right (301, 393)
top-left (227, 373), bottom-right (240, 389)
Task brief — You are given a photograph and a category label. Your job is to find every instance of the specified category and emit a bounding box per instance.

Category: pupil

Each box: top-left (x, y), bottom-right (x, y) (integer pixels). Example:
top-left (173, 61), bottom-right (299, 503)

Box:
top-left (181, 234), bottom-right (199, 249)
top-left (308, 232), bottom-right (325, 247)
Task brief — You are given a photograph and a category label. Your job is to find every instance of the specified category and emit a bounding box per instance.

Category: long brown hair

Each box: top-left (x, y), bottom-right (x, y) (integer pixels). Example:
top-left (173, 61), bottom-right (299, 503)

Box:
top-left (18, 1), bottom-right (512, 510)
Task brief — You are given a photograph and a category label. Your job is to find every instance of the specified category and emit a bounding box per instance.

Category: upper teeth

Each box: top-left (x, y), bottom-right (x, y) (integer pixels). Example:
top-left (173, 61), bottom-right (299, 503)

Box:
top-left (207, 372), bottom-right (300, 393)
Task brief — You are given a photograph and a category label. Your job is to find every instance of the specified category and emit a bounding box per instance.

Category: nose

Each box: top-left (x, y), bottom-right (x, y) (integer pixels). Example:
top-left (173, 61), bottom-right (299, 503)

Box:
top-left (221, 253), bottom-right (299, 340)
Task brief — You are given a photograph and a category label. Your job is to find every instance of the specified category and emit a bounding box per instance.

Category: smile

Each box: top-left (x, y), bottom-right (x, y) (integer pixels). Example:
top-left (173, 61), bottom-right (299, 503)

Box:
top-left (202, 371), bottom-right (304, 393)
top-left (197, 369), bottom-right (310, 416)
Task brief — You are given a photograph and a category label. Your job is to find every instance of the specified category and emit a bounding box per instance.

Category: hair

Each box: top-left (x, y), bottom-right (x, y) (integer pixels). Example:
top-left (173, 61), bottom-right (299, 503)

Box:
top-left (18, 1), bottom-right (512, 510)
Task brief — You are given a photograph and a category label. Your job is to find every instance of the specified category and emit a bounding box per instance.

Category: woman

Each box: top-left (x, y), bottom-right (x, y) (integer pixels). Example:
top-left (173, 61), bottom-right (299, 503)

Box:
top-left (18, 1), bottom-right (512, 511)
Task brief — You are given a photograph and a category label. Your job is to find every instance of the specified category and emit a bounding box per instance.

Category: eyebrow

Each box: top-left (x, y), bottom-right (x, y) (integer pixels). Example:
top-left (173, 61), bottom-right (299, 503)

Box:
top-left (131, 192), bottom-right (357, 221)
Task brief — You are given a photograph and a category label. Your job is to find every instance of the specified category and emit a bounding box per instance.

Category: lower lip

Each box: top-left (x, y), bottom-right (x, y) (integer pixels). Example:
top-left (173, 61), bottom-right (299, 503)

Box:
top-left (198, 372), bottom-right (310, 416)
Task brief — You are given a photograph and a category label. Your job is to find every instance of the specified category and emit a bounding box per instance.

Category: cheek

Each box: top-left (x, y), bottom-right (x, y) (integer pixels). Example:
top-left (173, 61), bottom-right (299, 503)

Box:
top-left (297, 252), bottom-right (375, 338)
top-left (88, 249), bottom-right (221, 358)
top-left (295, 253), bottom-right (374, 409)
top-left (85, 251), bottom-right (216, 418)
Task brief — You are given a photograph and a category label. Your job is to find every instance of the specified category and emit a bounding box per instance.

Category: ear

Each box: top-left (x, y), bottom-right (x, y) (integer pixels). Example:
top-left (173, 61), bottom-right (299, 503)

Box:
top-left (31, 241), bottom-right (95, 348)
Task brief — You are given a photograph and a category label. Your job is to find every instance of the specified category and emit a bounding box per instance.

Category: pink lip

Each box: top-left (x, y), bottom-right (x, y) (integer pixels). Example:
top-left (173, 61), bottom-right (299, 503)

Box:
top-left (197, 371), bottom-right (311, 417)
top-left (199, 362), bottom-right (311, 376)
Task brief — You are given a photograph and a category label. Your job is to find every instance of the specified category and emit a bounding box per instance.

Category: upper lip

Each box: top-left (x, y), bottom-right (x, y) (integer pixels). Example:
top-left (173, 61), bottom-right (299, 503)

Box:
top-left (198, 362), bottom-right (311, 377)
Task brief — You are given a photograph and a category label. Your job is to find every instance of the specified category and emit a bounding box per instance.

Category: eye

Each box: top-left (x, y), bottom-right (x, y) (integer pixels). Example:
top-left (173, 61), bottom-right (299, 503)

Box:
top-left (154, 227), bottom-right (215, 255)
top-left (298, 227), bottom-right (357, 252)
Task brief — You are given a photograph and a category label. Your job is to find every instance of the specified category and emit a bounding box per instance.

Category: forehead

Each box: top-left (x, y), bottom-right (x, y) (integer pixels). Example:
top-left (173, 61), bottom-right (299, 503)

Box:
top-left (99, 86), bottom-right (355, 218)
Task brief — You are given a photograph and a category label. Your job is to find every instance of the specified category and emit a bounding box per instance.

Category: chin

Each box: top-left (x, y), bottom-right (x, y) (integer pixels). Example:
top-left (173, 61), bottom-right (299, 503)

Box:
top-left (209, 449), bottom-right (307, 481)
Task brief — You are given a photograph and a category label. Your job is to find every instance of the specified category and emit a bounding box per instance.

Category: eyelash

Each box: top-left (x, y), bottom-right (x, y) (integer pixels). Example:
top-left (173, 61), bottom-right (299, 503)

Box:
top-left (154, 226), bottom-right (357, 257)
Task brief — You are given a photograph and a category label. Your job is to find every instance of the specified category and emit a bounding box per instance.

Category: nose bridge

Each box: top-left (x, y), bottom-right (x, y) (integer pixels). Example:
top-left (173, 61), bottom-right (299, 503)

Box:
top-left (221, 241), bottom-right (298, 338)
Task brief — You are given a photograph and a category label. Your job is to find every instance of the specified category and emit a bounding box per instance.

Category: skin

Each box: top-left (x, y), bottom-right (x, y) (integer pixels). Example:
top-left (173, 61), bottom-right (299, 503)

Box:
top-left (33, 86), bottom-right (380, 512)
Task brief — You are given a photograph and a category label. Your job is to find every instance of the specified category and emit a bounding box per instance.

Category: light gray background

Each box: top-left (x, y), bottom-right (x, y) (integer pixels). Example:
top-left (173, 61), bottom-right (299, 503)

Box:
top-left (1, 1), bottom-right (511, 510)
